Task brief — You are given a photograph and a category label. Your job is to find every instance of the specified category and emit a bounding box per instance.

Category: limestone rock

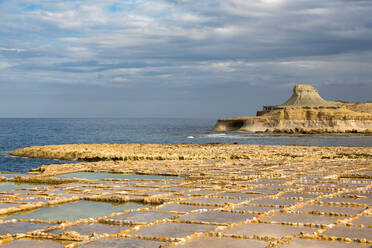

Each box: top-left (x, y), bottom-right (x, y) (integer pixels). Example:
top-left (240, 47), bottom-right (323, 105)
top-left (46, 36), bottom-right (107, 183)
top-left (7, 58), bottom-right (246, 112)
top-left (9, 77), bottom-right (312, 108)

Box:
top-left (281, 84), bottom-right (332, 107)
top-left (214, 84), bottom-right (372, 133)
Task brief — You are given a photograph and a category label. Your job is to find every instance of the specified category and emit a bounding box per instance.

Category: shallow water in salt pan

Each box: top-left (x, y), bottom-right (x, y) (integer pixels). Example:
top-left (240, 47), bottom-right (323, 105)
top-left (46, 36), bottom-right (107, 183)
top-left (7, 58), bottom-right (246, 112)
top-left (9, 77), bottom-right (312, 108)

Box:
top-left (54, 172), bottom-right (179, 180)
top-left (0, 173), bottom-right (31, 178)
top-left (4, 200), bottom-right (146, 221)
top-left (0, 182), bottom-right (35, 192)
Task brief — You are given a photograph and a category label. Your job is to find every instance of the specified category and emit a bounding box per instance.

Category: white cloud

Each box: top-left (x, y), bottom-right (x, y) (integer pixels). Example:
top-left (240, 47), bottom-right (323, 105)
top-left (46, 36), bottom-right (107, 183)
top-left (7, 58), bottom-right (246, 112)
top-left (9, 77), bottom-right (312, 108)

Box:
top-left (0, 48), bottom-right (25, 52)
top-left (0, 60), bottom-right (11, 70)
top-left (214, 26), bottom-right (242, 38)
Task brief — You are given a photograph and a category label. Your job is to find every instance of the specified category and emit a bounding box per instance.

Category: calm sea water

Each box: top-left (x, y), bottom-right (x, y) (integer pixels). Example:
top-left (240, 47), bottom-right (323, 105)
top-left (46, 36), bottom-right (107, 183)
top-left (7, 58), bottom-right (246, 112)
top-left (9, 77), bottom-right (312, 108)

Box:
top-left (0, 118), bottom-right (371, 172)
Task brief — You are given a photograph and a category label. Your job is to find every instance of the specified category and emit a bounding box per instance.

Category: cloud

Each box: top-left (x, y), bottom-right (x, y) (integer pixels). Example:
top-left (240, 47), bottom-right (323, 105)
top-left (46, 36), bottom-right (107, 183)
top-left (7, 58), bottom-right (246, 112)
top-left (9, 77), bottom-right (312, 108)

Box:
top-left (0, 60), bottom-right (11, 70)
top-left (0, 47), bottom-right (25, 52)
top-left (0, 0), bottom-right (372, 117)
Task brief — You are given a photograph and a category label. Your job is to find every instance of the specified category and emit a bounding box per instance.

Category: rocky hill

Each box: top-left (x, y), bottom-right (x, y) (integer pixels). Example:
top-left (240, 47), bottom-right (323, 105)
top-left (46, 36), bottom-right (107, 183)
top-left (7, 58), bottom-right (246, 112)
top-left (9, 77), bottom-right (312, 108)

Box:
top-left (214, 84), bottom-right (372, 134)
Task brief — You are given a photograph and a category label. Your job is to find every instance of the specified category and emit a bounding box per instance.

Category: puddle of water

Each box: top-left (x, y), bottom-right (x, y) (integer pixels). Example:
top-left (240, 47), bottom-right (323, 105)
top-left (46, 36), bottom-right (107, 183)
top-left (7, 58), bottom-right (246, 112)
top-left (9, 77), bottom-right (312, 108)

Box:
top-left (3, 201), bottom-right (147, 221)
top-left (0, 173), bottom-right (31, 178)
top-left (55, 172), bottom-right (179, 181)
top-left (0, 182), bottom-right (35, 192)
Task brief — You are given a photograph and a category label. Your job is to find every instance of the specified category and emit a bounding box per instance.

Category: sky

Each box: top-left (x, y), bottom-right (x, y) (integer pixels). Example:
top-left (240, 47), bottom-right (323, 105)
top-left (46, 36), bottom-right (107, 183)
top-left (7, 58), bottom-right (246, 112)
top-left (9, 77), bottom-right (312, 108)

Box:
top-left (0, 0), bottom-right (372, 118)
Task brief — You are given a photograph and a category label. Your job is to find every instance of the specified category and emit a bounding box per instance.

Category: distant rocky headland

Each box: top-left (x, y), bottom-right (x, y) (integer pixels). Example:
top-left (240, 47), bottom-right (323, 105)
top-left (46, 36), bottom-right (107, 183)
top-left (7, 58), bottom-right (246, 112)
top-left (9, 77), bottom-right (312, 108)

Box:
top-left (214, 84), bottom-right (372, 134)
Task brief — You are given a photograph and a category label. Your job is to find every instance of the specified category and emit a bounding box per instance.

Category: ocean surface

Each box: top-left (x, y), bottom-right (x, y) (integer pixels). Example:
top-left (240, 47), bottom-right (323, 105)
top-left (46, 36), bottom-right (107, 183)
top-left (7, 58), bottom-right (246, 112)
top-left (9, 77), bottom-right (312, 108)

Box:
top-left (0, 118), bottom-right (371, 172)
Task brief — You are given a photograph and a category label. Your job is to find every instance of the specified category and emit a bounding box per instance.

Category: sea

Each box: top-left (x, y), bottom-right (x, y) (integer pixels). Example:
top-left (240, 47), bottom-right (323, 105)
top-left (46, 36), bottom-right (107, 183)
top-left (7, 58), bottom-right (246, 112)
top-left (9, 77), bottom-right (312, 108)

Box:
top-left (1, 118), bottom-right (371, 173)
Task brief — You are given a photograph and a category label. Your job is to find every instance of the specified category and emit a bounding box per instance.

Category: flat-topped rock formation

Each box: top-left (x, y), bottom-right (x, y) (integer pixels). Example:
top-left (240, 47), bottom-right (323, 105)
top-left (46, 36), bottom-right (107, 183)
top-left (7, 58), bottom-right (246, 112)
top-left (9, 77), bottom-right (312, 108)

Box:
top-left (281, 84), bottom-right (333, 107)
top-left (214, 84), bottom-right (372, 134)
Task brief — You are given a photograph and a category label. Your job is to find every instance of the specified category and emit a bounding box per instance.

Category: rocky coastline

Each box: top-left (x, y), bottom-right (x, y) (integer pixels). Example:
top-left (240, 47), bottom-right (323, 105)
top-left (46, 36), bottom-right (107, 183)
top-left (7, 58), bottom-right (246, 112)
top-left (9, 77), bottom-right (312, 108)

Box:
top-left (214, 84), bottom-right (372, 134)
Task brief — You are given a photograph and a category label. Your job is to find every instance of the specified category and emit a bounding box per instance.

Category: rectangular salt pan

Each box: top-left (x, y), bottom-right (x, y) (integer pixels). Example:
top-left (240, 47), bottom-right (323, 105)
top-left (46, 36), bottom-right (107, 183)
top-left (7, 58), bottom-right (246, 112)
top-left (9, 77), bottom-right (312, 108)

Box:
top-left (3, 201), bottom-right (147, 221)
top-left (0, 222), bottom-right (54, 235)
top-left (154, 203), bottom-right (217, 213)
top-left (223, 222), bottom-right (316, 238)
top-left (49, 223), bottom-right (132, 235)
top-left (217, 192), bottom-right (262, 199)
top-left (0, 173), bottom-right (31, 179)
top-left (233, 205), bottom-right (277, 213)
top-left (0, 239), bottom-right (64, 248)
top-left (81, 238), bottom-right (166, 248)
top-left (55, 172), bottom-right (179, 180)
top-left (249, 198), bottom-right (300, 206)
top-left (178, 237), bottom-right (268, 248)
top-left (323, 226), bottom-right (372, 241)
top-left (184, 197), bottom-right (246, 205)
top-left (282, 238), bottom-right (370, 248)
top-left (178, 211), bottom-right (254, 224)
top-left (0, 203), bottom-right (19, 209)
top-left (132, 222), bottom-right (217, 238)
top-left (296, 205), bottom-right (365, 216)
top-left (0, 182), bottom-right (36, 192)
top-left (262, 213), bottom-right (341, 225)
top-left (110, 211), bottom-right (178, 223)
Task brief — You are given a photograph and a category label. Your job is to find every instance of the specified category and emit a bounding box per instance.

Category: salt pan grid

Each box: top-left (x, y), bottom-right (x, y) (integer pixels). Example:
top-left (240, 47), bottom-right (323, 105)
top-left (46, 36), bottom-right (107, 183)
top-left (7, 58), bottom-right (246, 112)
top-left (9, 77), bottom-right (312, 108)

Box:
top-left (0, 143), bottom-right (371, 247)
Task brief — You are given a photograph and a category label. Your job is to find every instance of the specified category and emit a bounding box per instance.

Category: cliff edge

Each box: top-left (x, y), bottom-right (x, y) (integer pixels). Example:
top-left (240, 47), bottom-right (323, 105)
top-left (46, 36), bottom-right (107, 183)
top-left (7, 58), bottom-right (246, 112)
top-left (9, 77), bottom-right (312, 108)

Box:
top-left (214, 84), bottom-right (372, 134)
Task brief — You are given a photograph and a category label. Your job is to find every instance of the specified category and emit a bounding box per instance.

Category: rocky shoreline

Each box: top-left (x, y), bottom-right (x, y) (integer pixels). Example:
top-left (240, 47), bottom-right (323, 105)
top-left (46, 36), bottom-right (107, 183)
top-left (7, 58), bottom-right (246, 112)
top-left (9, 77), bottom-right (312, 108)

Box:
top-left (10, 143), bottom-right (372, 162)
top-left (214, 118), bottom-right (372, 134)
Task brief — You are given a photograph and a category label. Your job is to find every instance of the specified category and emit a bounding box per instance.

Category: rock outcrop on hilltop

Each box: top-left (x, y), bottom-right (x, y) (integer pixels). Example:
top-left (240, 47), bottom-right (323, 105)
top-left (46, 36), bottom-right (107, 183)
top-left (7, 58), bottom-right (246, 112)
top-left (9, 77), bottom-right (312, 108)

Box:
top-left (281, 84), bottom-right (333, 107)
top-left (214, 84), bottom-right (372, 134)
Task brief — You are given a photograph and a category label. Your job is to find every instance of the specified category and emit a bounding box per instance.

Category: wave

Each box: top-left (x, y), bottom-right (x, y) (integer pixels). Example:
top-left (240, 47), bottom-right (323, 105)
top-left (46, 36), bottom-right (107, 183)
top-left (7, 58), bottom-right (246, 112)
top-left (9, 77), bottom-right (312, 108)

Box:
top-left (197, 132), bottom-right (298, 140)
top-left (204, 133), bottom-right (227, 137)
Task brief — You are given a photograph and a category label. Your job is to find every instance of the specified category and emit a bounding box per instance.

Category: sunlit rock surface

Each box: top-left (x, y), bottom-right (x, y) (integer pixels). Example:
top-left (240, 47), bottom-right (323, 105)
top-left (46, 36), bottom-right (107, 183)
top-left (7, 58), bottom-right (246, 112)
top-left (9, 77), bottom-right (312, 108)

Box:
top-left (214, 84), bottom-right (372, 133)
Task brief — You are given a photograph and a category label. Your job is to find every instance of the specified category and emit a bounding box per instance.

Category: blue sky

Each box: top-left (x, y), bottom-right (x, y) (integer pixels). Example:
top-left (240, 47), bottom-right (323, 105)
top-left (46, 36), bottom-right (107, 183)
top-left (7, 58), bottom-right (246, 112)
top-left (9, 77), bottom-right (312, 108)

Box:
top-left (1, 0), bottom-right (372, 118)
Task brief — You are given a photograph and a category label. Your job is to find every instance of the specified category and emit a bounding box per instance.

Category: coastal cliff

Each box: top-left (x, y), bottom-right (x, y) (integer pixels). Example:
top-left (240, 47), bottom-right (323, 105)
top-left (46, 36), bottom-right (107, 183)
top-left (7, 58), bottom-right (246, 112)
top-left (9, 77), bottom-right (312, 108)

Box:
top-left (214, 84), bottom-right (372, 133)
